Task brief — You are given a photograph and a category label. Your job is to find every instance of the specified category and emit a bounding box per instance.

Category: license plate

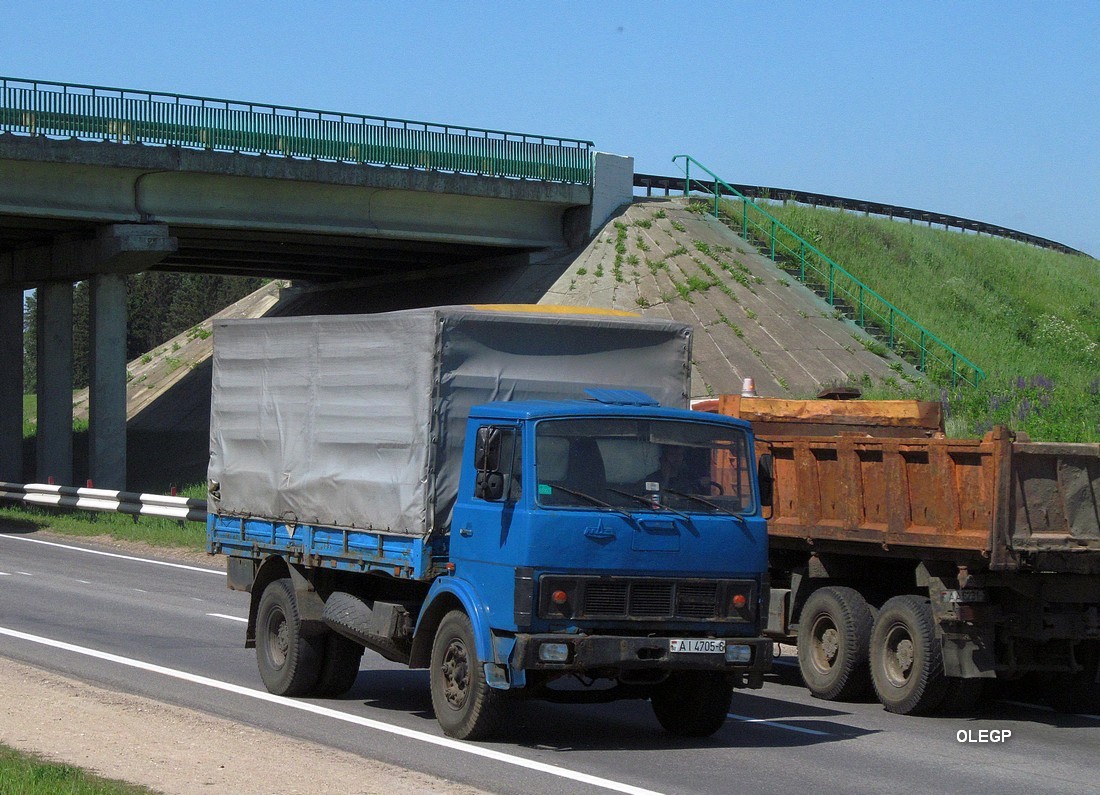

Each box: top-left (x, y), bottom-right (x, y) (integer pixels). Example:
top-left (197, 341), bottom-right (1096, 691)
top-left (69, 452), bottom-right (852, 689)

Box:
top-left (669, 638), bottom-right (725, 654)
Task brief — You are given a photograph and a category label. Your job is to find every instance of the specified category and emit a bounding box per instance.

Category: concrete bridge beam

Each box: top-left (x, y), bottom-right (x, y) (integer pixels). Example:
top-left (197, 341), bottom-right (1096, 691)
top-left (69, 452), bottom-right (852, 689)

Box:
top-left (0, 287), bottom-right (23, 482)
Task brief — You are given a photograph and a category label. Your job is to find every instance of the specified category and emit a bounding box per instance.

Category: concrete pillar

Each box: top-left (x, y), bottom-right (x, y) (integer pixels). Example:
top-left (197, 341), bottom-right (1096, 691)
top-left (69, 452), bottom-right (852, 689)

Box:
top-left (589, 152), bottom-right (635, 235)
top-left (0, 288), bottom-right (24, 482)
top-left (36, 282), bottom-right (74, 485)
top-left (89, 273), bottom-right (128, 490)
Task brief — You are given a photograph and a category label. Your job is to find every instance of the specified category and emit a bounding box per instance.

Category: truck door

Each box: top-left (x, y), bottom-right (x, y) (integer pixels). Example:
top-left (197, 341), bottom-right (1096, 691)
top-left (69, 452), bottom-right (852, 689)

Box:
top-left (451, 424), bottom-right (525, 569)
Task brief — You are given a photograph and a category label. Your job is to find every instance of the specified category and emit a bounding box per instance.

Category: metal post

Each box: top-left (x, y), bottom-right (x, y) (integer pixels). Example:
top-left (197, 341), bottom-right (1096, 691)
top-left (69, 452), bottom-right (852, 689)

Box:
top-left (770, 220), bottom-right (776, 261)
top-left (799, 242), bottom-right (806, 282)
top-left (742, 200), bottom-right (748, 238)
top-left (951, 354), bottom-right (958, 388)
top-left (858, 285), bottom-right (865, 327)
top-left (919, 331), bottom-right (927, 371)
top-left (829, 264), bottom-right (835, 305)
top-left (888, 308), bottom-right (895, 348)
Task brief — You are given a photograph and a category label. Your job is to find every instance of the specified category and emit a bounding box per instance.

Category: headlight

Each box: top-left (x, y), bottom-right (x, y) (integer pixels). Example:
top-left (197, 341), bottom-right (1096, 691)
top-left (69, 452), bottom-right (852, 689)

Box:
top-left (725, 644), bottom-right (752, 663)
top-left (538, 642), bottom-right (571, 662)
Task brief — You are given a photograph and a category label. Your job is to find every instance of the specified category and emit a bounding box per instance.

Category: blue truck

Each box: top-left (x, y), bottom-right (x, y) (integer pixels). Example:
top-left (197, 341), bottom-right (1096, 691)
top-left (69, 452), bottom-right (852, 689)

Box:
top-left (206, 306), bottom-right (772, 739)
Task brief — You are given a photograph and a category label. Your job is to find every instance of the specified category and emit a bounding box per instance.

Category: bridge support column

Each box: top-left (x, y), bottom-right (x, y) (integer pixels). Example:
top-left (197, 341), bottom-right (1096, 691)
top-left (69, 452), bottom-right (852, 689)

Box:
top-left (89, 273), bottom-right (127, 490)
top-left (36, 282), bottom-right (74, 486)
top-left (0, 287), bottom-right (23, 482)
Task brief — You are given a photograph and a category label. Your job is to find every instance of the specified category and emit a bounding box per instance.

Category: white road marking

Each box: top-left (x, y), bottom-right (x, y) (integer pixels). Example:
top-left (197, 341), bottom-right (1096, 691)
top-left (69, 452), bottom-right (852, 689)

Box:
top-left (17, 571), bottom-right (33, 576)
top-left (726, 712), bottom-right (831, 736)
top-left (132, 588), bottom-right (148, 593)
top-left (0, 625), bottom-right (665, 795)
top-left (0, 572), bottom-right (10, 576)
top-left (207, 613), bottom-right (248, 623)
top-left (0, 534), bottom-right (223, 575)
top-left (77, 580), bottom-right (91, 585)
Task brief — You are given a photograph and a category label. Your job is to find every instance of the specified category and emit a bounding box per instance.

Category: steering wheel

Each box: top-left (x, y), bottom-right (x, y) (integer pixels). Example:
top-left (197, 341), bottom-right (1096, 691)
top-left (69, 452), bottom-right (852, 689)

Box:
top-left (707, 480), bottom-right (724, 496)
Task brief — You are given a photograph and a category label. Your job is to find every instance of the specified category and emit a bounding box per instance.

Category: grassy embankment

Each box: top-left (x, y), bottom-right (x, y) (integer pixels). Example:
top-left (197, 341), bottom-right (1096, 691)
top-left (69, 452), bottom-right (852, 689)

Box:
top-left (715, 200), bottom-right (1100, 442)
top-left (0, 744), bottom-right (154, 795)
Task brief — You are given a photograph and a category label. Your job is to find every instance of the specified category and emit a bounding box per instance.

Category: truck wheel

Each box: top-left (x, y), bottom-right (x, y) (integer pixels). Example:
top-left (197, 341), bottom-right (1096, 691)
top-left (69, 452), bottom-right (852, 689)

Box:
top-left (312, 632), bottom-right (365, 698)
top-left (869, 595), bottom-right (948, 715)
top-left (797, 586), bottom-right (874, 701)
top-left (651, 672), bottom-right (733, 737)
top-left (256, 578), bottom-right (321, 697)
top-left (430, 610), bottom-right (504, 740)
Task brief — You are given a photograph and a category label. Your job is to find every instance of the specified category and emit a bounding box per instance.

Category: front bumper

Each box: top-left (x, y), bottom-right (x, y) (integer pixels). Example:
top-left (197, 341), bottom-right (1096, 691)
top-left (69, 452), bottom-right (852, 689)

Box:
top-left (513, 633), bottom-right (771, 684)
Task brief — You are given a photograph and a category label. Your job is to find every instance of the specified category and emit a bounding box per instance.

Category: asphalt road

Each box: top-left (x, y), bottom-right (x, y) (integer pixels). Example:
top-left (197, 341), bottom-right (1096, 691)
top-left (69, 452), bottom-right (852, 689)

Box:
top-left (1, 528), bottom-right (1097, 795)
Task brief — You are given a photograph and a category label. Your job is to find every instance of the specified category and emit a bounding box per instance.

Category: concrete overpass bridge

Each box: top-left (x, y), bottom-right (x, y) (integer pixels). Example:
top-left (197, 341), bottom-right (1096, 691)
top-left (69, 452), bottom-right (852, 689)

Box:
top-left (0, 76), bottom-right (633, 489)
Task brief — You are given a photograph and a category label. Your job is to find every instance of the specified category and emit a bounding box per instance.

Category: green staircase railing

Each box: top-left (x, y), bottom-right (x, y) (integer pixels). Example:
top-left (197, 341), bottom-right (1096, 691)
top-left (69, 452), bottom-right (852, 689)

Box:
top-left (673, 155), bottom-right (984, 389)
top-left (0, 76), bottom-right (594, 184)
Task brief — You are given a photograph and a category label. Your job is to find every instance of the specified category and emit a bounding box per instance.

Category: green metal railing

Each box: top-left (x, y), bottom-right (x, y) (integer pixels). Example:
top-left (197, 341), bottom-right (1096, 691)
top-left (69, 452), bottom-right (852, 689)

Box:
top-left (0, 76), bottom-right (594, 184)
top-left (673, 155), bottom-right (984, 388)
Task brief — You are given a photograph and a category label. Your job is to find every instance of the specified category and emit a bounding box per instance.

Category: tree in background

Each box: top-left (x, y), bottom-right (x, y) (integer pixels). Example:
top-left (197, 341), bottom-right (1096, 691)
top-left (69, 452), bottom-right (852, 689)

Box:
top-left (22, 273), bottom-right (265, 392)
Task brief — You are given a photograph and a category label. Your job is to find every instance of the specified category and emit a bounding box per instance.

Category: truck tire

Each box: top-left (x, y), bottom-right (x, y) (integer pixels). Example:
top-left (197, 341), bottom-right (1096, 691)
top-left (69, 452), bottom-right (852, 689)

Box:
top-left (650, 672), bottom-right (733, 737)
top-left (797, 586), bottom-right (874, 701)
top-left (312, 632), bottom-right (365, 698)
top-left (869, 595), bottom-right (948, 715)
top-left (430, 610), bottom-right (505, 740)
top-left (256, 578), bottom-right (322, 697)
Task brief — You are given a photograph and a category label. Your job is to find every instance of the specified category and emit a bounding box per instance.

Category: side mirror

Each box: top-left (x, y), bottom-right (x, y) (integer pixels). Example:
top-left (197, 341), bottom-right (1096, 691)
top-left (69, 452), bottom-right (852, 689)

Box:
top-left (474, 426), bottom-right (506, 501)
top-left (475, 426), bottom-right (502, 470)
top-left (757, 453), bottom-right (774, 507)
top-left (475, 470), bottom-right (505, 501)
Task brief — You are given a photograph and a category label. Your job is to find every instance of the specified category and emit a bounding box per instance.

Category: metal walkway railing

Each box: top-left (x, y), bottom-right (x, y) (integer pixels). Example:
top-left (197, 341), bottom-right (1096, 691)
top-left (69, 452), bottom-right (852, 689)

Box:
top-left (673, 155), bottom-right (985, 389)
top-left (0, 76), bottom-right (594, 184)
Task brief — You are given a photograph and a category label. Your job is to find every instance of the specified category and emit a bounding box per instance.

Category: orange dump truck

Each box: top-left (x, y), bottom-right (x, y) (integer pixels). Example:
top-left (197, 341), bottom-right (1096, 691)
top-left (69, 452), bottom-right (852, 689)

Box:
top-left (700, 395), bottom-right (1100, 715)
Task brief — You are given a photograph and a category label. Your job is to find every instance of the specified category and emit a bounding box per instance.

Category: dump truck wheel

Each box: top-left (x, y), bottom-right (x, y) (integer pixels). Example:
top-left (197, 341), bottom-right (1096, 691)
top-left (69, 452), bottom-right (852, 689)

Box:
top-left (430, 610), bottom-right (505, 740)
top-left (256, 578), bottom-right (321, 696)
top-left (797, 586), bottom-right (874, 701)
top-left (650, 672), bottom-right (733, 737)
top-left (312, 631), bottom-right (365, 698)
top-left (870, 595), bottom-right (948, 715)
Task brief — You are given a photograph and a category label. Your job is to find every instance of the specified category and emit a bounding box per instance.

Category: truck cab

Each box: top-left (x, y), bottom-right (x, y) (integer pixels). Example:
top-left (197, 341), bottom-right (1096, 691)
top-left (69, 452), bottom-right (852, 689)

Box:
top-left (420, 391), bottom-right (771, 737)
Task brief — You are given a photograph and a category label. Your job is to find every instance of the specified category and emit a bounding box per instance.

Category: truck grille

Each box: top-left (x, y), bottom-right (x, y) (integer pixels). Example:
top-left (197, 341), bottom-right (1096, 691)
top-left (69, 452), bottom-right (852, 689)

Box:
top-left (538, 576), bottom-right (754, 622)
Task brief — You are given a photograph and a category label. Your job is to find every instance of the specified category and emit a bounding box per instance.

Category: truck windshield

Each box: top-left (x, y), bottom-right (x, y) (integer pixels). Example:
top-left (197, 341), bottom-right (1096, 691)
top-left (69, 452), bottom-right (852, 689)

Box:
top-left (535, 418), bottom-right (754, 514)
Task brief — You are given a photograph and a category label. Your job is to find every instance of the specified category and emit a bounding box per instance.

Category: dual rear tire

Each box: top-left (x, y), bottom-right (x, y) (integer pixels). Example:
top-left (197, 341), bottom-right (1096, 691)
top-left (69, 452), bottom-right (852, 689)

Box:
top-left (798, 588), bottom-right (978, 716)
top-left (256, 578), bottom-right (363, 698)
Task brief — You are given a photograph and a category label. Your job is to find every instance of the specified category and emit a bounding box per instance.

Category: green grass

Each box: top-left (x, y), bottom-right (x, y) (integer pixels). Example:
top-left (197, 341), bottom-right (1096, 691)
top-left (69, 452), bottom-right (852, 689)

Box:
top-left (23, 394), bottom-right (36, 438)
top-left (0, 744), bottom-right (154, 795)
top-left (727, 201), bottom-right (1100, 441)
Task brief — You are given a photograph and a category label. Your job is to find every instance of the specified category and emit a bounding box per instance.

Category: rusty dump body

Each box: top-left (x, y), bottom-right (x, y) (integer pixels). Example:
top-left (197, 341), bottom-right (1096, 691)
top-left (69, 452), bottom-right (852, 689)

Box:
top-left (713, 395), bottom-right (1100, 575)
top-left (698, 394), bottom-right (1100, 699)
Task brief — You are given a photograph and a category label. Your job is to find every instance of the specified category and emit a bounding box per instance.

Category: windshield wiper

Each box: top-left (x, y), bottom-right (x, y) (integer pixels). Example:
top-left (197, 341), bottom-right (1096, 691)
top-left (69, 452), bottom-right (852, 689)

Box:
top-left (548, 485), bottom-right (637, 522)
top-left (606, 488), bottom-right (692, 522)
top-left (660, 488), bottom-right (743, 518)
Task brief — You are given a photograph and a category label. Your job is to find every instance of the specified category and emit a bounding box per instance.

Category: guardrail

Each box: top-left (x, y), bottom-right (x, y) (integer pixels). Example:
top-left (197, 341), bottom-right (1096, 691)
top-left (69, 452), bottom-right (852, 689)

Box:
top-left (0, 482), bottom-right (207, 522)
top-left (635, 173), bottom-right (1089, 258)
top-left (671, 155), bottom-right (985, 389)
top-left (0, 76), bottom-right (594, 184)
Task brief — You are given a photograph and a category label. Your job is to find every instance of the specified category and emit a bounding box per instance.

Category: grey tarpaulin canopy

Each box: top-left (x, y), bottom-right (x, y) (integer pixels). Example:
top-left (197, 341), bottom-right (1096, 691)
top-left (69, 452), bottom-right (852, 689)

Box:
top-left (208, 306), bottom-right (692, 537)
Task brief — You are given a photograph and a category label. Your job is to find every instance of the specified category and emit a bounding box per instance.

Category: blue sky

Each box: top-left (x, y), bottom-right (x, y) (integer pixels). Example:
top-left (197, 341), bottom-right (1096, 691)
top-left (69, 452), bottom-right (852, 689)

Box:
top-left (3, 1), bottom-right (1098, 256)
